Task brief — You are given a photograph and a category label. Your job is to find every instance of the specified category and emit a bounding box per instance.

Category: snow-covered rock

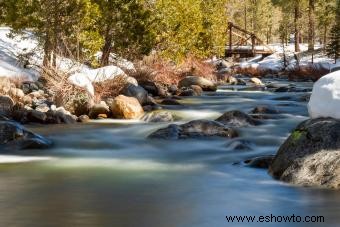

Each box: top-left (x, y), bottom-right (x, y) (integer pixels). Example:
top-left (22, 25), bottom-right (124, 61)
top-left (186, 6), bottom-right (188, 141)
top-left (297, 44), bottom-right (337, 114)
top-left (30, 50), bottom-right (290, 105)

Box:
top-left (68, 66), bottom-right (128, 96)
top-left (308, 71), bottom-right (340, 119)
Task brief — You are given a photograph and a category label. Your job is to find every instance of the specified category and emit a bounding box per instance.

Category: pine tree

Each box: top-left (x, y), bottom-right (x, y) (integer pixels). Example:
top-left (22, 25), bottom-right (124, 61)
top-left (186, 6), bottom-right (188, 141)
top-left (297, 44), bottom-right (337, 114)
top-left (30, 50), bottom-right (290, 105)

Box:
top-left (326, 0), bottom-right (340, 63)
top-left (3, 0), bottom-right (101, 67)
top-left (94, 0), bottom-right (155, 66)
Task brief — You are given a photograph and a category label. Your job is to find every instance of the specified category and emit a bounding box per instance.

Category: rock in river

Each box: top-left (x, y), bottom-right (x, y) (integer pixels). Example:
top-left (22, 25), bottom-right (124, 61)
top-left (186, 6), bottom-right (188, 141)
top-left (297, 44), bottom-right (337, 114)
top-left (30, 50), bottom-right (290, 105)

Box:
top-left (0, 120), bottom-right (52, 150)
top-left (141, 111), bottom-right (174, 123)
top-left (122, 84), bottom-right (148, 105)
top-left (269, 118), bottom-right (340, 189)
top-left (216, 110), bottom-right (259, 127)
top-left (111, 95), bottom-right (144, 119)
top-left (178, 76), bottom-right (217, 91)
top-left (148, 120), bottom-right (238, 139)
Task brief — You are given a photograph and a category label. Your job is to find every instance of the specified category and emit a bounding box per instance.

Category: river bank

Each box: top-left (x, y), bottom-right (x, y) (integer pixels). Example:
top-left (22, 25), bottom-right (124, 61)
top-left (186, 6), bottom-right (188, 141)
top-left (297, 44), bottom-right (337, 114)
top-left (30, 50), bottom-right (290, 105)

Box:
top-left (0, 78), bottom-right (340, 226)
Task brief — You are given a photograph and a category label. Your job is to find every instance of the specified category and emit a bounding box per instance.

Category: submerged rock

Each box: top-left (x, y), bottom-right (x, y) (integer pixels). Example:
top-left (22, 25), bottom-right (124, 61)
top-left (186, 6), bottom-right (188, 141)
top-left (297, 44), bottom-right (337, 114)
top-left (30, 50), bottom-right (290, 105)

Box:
top-left (226, 139), bottom-right (254, 150)
top-left (216, 110), bottom-right (259, 127)
top-left (251, 106), bottom-right (279, 114)
top-left (161, 98), bottom-right (181, 105)
top-left (148, 120), bottom-right (238, 140)
top-left (245, 156), bottom-right (275, 169)
top-left (269, 118), bottom-right (340, 189)
top-left (0, 120), bottom-right (52, 150)
top-left (141, 111), bottom-right (174, 123)
top-left (178, 76), bottom-right (217, 91)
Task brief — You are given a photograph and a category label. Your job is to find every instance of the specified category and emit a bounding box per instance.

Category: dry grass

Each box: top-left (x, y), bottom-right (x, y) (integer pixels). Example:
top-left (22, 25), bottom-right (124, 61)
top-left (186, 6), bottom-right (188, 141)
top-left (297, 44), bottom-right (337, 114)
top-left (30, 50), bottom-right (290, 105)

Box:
top-left (40, 66), bottom-right (91, 112)
top-left (130, 55), bottom-right (217, 85)
top-left (93, 75), bottom-right (128, 102)
top-left (287, 64), bottom-right (330, 81)
top-left (232, 66), bottom-right (267, 78)
top-left (179, 56), bottom-right (217, 81)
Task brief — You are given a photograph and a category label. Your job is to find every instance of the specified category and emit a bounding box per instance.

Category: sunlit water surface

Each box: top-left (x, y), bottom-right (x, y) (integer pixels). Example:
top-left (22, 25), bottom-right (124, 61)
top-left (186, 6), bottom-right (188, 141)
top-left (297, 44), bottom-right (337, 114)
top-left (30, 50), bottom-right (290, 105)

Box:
top-left (0, 79), bottom-right (339, 227)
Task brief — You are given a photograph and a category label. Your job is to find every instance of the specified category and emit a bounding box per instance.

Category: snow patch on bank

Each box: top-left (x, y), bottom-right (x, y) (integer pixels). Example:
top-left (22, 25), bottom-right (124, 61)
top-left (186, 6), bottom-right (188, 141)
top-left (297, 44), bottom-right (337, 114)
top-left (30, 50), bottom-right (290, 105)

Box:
top-left (236, 43), bottom-right (339, 75)
top-left (0, 27), bottom-right (135, 95)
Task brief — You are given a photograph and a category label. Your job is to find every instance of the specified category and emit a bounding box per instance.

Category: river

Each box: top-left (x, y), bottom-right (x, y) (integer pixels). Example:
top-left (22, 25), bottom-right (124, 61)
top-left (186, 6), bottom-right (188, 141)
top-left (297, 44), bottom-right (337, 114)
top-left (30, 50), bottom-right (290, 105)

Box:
top-left (0, 79), bottom-right (339, 227)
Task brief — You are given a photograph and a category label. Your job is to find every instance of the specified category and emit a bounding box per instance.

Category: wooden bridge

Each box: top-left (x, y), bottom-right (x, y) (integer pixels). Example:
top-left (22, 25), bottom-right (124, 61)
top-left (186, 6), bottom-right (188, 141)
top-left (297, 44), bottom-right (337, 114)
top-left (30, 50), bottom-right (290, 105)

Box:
top-left (225, 22), bottom-right (274, 58)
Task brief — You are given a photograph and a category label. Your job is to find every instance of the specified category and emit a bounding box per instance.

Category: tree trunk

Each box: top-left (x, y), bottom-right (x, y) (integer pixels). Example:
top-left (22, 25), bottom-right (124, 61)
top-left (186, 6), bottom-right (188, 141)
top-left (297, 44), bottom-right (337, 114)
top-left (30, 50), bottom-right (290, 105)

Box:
top-left (308, 0), bottom-right (315, 51)
top-left (101, 32), bottom-right (113, 67)
top-left (294, 0), bottom-right (301, 52)
top-left (43, 35), bottom-right (52, 68)
top-left (323, 25), bottom-right (328, 50)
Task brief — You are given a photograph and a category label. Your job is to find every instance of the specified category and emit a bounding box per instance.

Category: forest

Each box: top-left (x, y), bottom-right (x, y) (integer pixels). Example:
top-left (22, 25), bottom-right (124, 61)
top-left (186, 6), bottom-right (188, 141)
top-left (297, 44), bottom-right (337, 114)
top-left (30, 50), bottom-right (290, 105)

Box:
top-left (0, 0), bottom-right (338, 65)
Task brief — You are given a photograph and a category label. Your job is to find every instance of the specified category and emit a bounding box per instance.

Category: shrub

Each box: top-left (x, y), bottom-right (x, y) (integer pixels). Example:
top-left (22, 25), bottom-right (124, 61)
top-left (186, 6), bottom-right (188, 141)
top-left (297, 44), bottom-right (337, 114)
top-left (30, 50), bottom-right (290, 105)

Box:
top-left (93, 75), bottom-right (129, 102)
top-left (130, 55), bottom-right (217, 85)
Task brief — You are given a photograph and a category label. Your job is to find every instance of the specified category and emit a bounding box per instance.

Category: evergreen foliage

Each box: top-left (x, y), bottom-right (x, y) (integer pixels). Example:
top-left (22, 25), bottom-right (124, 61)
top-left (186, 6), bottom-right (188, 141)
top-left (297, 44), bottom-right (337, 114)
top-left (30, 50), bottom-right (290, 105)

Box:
top-left (326, 0), bottom-right (340, 63)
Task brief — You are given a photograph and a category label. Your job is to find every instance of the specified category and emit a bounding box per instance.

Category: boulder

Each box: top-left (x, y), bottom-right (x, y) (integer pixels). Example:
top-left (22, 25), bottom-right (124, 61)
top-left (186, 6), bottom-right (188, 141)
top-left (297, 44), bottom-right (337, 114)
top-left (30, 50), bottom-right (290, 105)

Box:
top-left (27, 110), bottom-right (47, 123)
top-left (168, 85), bottom-right (178, 95)
top-left (216, 110), bottom-right (259, 127)
top-left (72, 95), bottom-right (93, 116)
top-left (308, 71), bottom-right (340, 119)
top-left (9, 88), bottom-right (25, 99)
top-left (78, 115), bottom-right (90, 123)
top-left (0, 120), bottom-right (52, 150)
top-left (269, 118), bottom-right (340, 189)
top-left (45, 110), bottom-right (77, 124)
top-left (190, 85), bottom-right (203, 96)
top-left (22, 96), bottom-right (32, 105)
top-left (139, 80), bottom-right (158, 96)
top-left (35, 104), bottom-right (50, 113)
top-left (0, 95), bottom-right (14, 117)
top-left (122, 84), bottom-right (148, 105)
top-left (178, 76), bottom-right (217, 91)
top-left (148, 120), bottom-right (238, 140)
top-left (226, 76), bottom-right (238, 85)
top-left (141, 111), bottom-right (174, 123)
top-left (111, 95), bottom-right (144, 119)
top-left (89, 102), bottom-right (110, 119)
top-left (250, 77), bottom-right (264, 86)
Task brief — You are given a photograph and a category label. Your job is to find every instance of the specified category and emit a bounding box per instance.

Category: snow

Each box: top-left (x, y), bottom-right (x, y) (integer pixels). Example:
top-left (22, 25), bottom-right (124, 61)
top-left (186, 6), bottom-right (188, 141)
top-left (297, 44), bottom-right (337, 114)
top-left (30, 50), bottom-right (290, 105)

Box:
top-left (0, 27), bottom-right (40, 81)
top-left (94, 52), bottom-right (136, 72)
top-left (308, 70), bottom-right (340, 119)
top-left (68, 66), bottom-right (127, 96)
top-left (236, 43), bottom-right (339, 74)
top-left (0, 27), bottom-right (136, 96)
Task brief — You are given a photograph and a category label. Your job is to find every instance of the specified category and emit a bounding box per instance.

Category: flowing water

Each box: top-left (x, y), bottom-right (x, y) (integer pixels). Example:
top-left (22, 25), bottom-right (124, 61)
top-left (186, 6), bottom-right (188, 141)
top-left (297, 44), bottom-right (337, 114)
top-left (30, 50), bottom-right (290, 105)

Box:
top-left (0, 79), bottom-right (339, 227)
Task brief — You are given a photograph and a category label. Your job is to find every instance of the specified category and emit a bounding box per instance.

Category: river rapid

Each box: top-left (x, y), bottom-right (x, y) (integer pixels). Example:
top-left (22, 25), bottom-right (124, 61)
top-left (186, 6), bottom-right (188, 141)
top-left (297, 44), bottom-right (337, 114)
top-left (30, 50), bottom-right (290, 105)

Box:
top-left (0, 79), bottom-right (339, 227)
